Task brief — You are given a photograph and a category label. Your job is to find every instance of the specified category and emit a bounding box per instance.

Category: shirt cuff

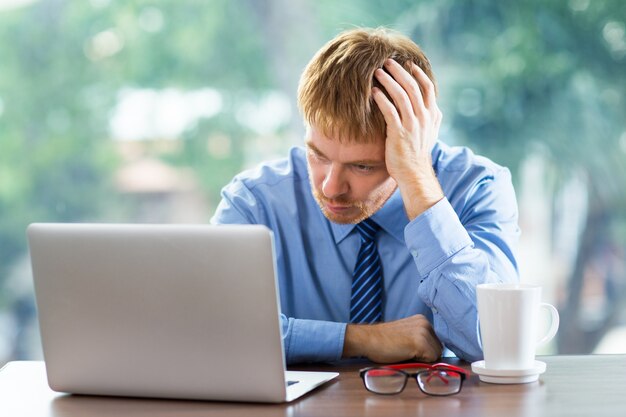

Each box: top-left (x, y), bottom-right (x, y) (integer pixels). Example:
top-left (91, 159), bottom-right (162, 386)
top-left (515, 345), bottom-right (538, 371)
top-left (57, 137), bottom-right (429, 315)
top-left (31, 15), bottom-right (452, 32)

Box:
top-left (284, 318), bottom-right (346, 364)
top-left (404, 198), bottom-right (473, 277)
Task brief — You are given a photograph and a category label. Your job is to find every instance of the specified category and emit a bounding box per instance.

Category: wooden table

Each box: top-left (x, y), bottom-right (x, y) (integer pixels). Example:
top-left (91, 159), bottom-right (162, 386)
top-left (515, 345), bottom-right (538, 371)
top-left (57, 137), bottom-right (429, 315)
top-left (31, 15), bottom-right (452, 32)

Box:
top-left (1, 355), bottom-right (625, 416)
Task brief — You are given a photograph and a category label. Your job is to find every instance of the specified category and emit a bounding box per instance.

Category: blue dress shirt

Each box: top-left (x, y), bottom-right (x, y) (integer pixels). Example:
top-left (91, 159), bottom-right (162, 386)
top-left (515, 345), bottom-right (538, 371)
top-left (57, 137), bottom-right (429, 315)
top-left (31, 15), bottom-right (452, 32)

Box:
top-left (211, 142), bottom-right (520, 363)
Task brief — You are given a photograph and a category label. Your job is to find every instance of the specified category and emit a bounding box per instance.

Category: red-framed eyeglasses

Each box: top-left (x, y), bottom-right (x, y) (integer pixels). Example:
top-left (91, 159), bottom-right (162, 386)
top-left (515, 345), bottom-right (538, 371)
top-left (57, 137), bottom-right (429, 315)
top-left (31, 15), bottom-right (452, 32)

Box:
top-left (359, 362), bottom-right (470, 396)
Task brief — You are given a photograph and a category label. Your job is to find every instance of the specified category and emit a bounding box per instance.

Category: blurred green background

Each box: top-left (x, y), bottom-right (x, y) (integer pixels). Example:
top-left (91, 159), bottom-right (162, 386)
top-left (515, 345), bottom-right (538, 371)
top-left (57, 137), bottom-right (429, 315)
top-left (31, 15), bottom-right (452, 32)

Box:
top-left (1, 0), bottom-right (625, 364)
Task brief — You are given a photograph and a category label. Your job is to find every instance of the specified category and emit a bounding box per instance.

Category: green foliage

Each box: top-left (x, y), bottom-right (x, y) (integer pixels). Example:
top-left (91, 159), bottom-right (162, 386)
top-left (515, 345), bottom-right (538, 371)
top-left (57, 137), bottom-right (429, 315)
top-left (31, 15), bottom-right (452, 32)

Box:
top-left (417, 0), bottom-right (626, 200)
top-left (0, 1), bottom-right (120, 297)
top-left (0, 0), bottom-right (279, 293)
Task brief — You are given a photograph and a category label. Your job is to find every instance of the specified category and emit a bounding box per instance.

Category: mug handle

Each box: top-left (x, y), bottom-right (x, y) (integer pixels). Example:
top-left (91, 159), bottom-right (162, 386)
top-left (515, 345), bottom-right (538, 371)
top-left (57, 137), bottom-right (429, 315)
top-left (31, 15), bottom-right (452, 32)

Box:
top-left (536, 302), bottom-right (560, 347)
top-left (476, 316), bottom-right (483, 351)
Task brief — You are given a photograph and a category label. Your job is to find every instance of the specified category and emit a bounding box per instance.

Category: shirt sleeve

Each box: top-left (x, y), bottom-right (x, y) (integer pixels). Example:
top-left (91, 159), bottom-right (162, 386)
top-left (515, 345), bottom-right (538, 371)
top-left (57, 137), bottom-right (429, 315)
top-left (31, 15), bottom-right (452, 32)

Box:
top-left (405, 167), bottom-right (520, 362)
top-left (212, 179), bottom-right (348, 364)
top-left (281, 315), bottom-right (346, 364)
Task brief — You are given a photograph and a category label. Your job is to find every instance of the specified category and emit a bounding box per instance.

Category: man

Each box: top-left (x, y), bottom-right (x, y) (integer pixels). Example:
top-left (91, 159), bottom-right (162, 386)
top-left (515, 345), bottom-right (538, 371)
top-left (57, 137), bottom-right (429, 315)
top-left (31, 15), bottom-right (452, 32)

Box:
top-left (211, 27), bottom-right (519, 364)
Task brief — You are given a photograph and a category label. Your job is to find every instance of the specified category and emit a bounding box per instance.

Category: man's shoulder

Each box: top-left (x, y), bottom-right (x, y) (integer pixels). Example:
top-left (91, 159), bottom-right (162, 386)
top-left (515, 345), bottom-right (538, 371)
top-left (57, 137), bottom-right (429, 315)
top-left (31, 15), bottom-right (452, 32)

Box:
top-left (213, 147), bottom-right (311, 225)
top-left (434, 141), bottom-right (507, 178)
top-left (229, 146), bottom-right (308, 191)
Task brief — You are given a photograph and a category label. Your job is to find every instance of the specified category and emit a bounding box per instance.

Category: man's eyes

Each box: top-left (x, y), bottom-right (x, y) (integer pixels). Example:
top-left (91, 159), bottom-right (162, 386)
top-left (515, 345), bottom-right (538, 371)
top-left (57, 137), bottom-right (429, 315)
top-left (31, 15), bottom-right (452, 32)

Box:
top-left (353, 164), bottom-right (375, 173)
top-left (307, 149), bottom-right (377, 172)
top-left (308, 150), bottom-right (328, 163)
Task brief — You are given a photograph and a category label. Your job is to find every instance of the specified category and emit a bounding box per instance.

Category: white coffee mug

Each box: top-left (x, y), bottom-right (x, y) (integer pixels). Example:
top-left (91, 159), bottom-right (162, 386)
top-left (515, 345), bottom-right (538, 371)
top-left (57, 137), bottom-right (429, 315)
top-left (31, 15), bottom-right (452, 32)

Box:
top-left (476, 283), bottom-right (559, 370)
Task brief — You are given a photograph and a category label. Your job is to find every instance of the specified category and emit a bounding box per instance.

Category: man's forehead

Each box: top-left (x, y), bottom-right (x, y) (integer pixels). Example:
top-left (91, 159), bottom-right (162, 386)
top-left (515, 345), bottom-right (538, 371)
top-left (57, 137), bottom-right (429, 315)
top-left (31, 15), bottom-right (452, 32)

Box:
top-left (305, 124), bottom-right (384, 144)
top-left (305, 127), bottom-right (386, 163)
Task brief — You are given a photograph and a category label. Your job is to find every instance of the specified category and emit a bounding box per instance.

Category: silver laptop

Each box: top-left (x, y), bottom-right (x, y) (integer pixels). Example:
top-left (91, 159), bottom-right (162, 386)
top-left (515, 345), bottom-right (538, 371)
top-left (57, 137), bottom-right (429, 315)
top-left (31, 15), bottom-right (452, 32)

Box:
top-left (27, 223), bottom-right (337, 402)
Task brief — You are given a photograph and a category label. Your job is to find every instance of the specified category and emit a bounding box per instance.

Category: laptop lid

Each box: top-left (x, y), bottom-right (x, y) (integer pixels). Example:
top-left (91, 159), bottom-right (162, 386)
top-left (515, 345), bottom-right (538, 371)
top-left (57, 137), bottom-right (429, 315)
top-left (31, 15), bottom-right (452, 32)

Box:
top-left (27, 223), bottom-right (335, 402)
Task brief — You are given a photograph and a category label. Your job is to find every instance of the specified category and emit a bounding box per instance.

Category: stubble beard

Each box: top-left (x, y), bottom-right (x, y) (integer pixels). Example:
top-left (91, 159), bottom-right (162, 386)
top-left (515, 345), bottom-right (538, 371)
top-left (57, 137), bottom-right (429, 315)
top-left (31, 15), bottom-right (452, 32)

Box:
top-left (309, 178), bottom-right (396, 225)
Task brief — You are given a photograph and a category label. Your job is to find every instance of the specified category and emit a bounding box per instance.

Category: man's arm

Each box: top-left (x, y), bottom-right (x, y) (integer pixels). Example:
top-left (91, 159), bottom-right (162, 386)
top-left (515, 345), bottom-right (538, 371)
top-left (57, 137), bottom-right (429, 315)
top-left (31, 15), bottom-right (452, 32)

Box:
top-left (211, 181), bottom-right (347, 364)
top-left (413, 168), bottom-right (520, 360)
top-left (371, 59), bottom-right (519, 361)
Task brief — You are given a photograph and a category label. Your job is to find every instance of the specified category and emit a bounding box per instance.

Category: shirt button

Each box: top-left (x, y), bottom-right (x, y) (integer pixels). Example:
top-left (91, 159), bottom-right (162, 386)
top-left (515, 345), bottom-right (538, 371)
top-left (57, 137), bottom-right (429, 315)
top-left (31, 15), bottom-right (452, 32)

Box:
top-left (411, 250), bottom-right (418, 258)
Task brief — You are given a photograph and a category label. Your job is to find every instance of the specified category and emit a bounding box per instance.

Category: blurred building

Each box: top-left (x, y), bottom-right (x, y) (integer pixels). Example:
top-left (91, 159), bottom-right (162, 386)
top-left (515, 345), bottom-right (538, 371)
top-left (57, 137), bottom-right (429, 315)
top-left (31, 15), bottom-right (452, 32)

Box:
top-left (114, 140), bottom-right (210, 224)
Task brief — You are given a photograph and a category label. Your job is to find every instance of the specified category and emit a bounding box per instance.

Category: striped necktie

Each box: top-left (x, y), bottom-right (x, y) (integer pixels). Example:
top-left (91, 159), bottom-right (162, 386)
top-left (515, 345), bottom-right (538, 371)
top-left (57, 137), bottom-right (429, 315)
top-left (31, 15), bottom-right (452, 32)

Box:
top-left (349, 218), bottom-right (383, 324)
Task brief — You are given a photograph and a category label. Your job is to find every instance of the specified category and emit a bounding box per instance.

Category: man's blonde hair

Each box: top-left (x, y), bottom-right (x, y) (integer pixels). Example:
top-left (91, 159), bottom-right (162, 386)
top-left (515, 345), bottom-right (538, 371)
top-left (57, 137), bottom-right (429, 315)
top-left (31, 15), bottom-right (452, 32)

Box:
top-left (298, 27), bottom-right (436, 143)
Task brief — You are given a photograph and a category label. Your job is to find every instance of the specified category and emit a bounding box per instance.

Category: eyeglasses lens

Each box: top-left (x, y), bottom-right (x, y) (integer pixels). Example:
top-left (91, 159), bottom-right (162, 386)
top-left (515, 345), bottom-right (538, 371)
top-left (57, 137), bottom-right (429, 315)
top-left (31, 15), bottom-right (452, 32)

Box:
top-left (417, 370), bottom-right (462, 395)
top-left (364, 369), bottom-right (406, 394)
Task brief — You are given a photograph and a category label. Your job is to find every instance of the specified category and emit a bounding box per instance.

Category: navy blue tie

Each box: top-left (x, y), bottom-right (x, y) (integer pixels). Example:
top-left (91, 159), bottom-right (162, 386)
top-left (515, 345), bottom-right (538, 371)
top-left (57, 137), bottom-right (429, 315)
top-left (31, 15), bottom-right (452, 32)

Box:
top-left (350, 218), bottom-right (383, 324)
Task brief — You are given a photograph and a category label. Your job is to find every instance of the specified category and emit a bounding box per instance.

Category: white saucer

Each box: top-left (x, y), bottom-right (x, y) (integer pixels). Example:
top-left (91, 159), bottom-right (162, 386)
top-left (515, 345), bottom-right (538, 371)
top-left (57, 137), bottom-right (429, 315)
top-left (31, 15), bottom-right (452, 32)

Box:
top-left (471, 360), bottom-right (546, 384)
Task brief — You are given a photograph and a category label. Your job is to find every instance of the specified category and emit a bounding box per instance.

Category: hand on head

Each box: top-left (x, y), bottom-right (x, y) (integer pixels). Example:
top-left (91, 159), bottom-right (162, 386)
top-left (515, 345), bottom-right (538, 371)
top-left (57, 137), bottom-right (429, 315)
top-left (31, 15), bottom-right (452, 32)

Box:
top-left (372, 59), bottom-right (445, 219)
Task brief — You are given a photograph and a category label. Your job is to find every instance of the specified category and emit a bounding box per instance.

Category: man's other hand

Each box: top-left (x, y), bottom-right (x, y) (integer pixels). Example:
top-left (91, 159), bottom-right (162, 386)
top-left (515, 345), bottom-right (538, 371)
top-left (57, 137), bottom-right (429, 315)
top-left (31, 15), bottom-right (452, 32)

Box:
top-left (343, 314), bottom-right (443, 363)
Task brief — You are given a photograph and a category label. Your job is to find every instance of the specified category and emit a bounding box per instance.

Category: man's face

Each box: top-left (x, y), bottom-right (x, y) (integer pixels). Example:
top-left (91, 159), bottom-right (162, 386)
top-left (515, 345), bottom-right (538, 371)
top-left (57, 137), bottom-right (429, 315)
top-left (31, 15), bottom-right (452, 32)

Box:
top-left (305, 126), bottom-right (397, 224)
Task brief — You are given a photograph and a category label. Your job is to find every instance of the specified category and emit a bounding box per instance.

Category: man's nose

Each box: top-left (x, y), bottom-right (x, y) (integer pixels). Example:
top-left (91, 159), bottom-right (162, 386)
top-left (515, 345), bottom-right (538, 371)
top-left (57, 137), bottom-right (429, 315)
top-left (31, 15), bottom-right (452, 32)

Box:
top-left (322, 165), bottom-right (348, 199)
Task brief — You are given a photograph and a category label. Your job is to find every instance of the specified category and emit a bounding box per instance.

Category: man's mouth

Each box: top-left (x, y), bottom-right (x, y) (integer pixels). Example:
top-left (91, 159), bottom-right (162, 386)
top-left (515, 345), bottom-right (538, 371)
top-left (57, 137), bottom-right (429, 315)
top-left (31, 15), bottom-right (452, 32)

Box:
top-left (325, 203), bottom-right (353, 214)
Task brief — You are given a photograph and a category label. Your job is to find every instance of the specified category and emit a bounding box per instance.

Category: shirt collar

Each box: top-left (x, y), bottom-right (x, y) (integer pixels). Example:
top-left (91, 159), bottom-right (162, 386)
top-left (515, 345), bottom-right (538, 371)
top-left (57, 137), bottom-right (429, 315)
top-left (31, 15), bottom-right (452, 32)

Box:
top-left (327, 141), bottom-right (443, 244)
